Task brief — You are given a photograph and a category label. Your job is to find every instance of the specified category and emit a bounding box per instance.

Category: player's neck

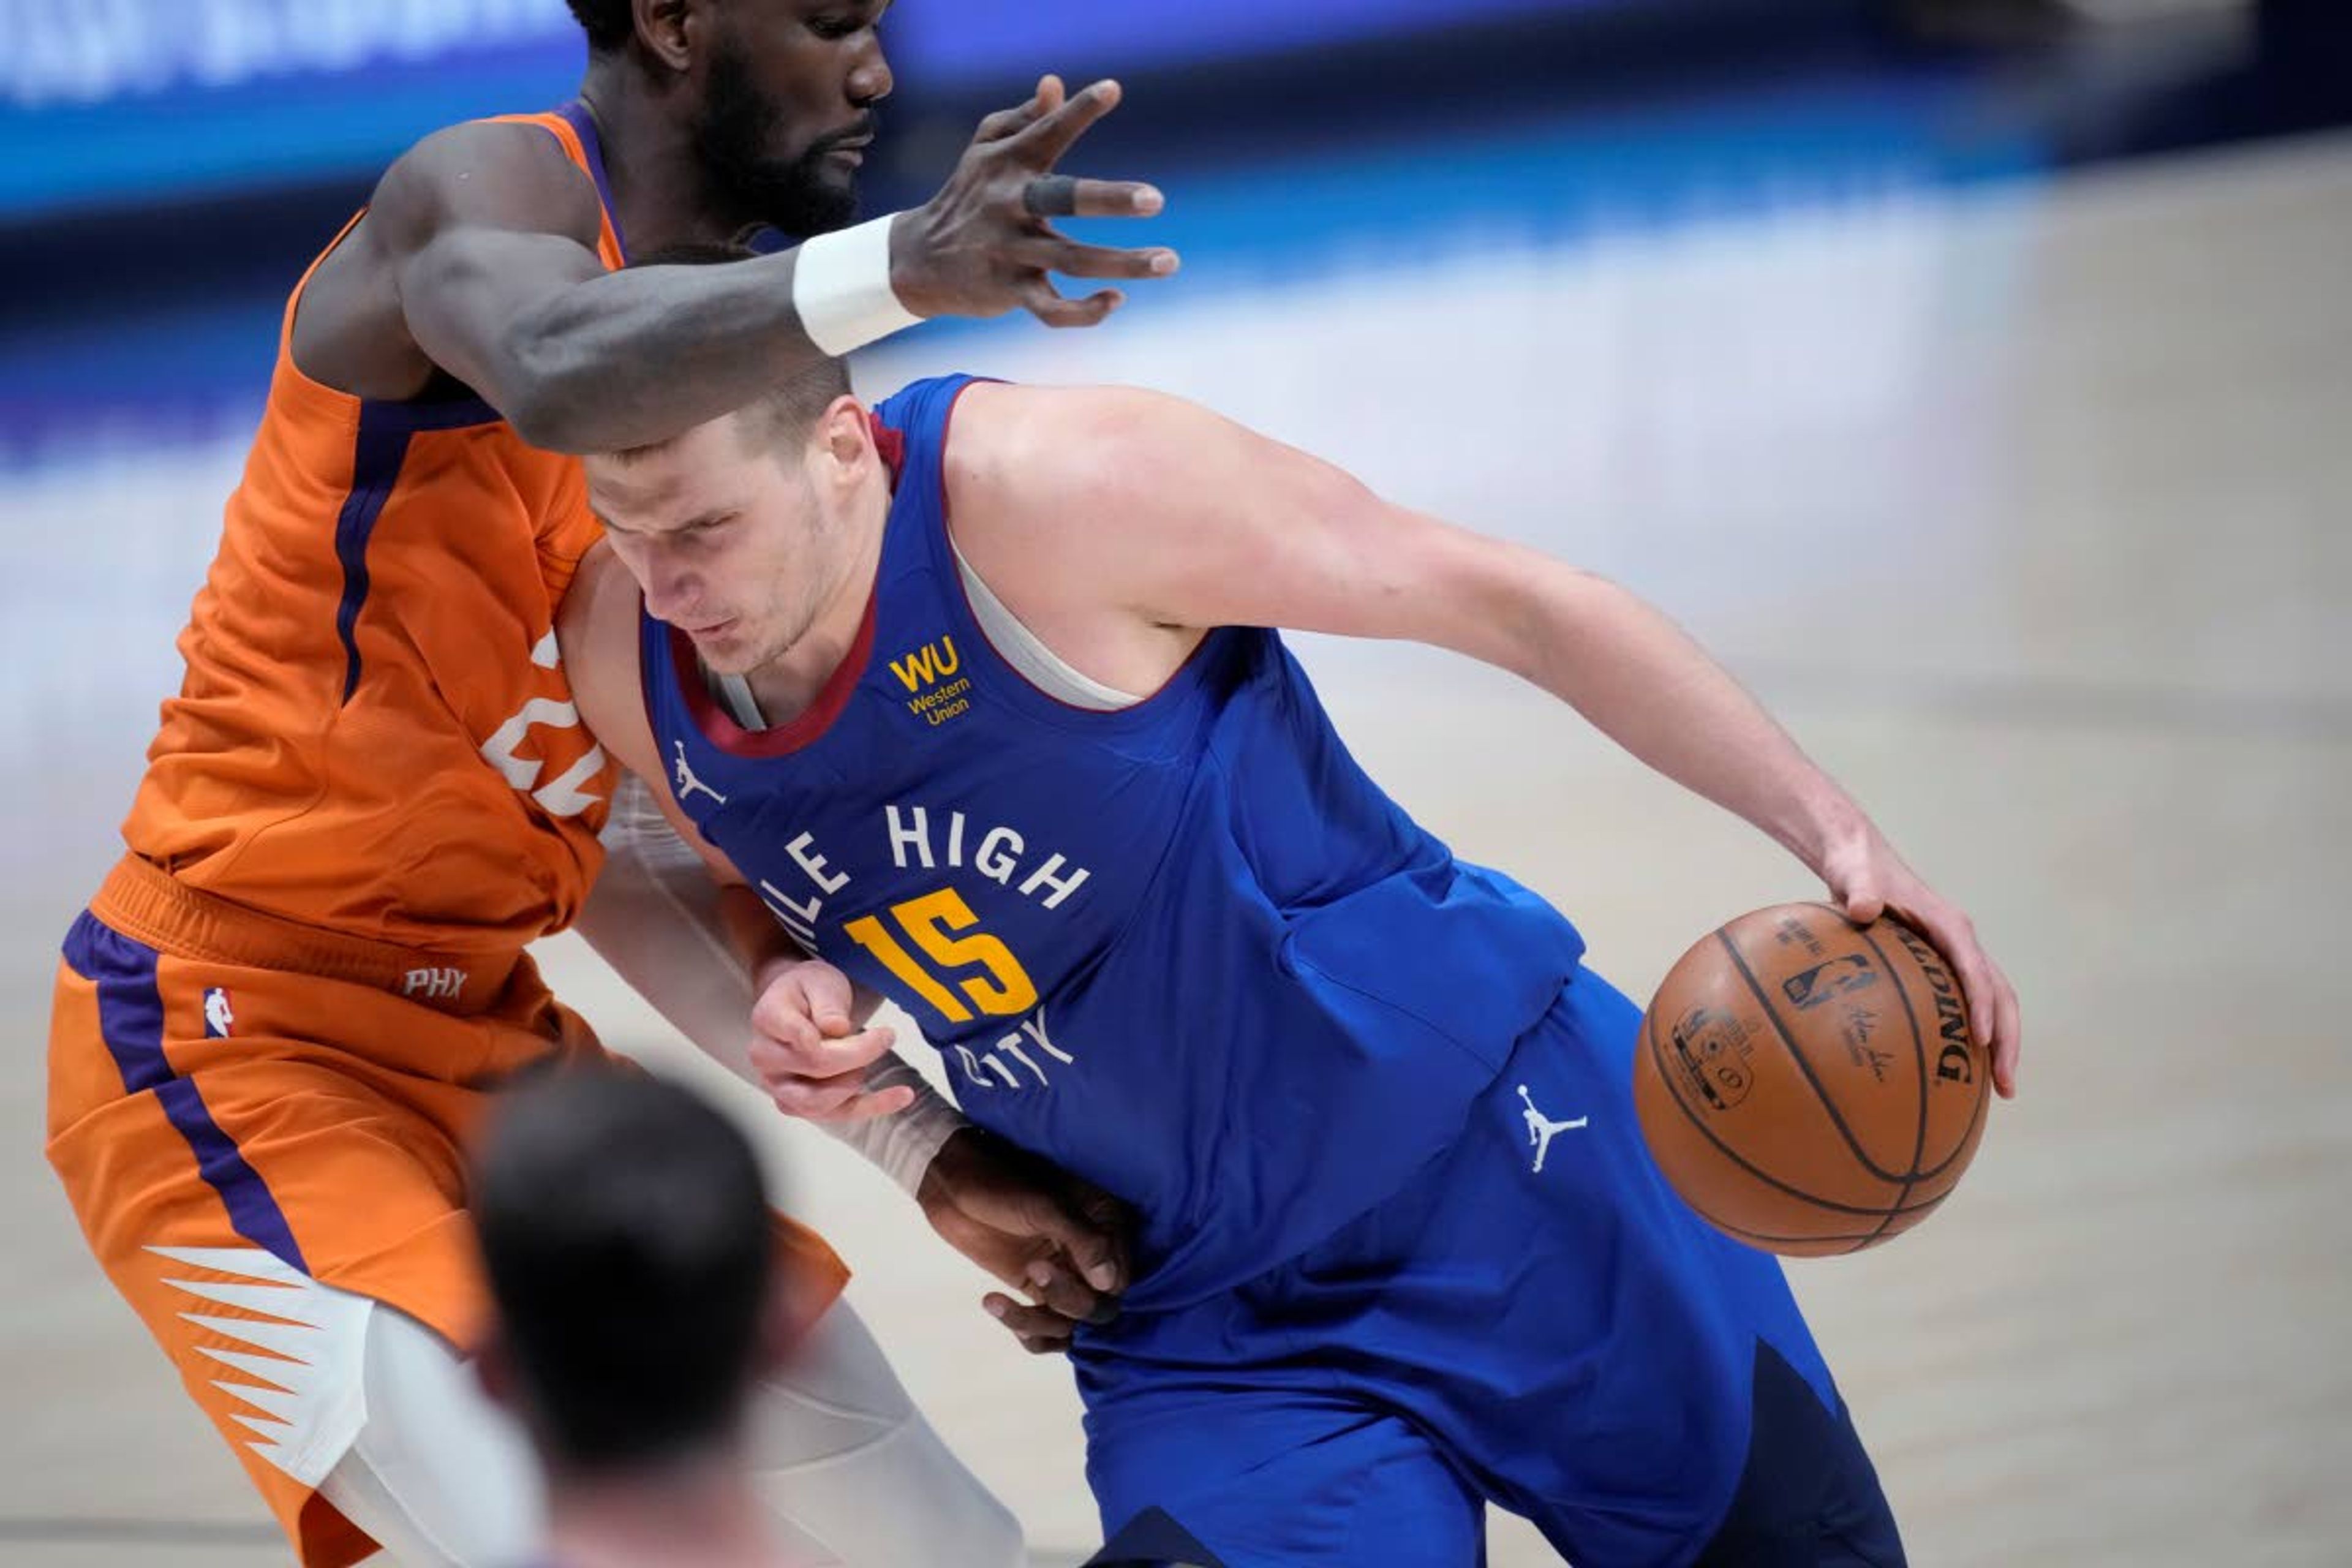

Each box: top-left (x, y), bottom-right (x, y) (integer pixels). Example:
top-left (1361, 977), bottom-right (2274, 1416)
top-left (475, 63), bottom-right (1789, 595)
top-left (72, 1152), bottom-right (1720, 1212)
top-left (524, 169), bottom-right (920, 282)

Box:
top-left (543, 1461), bottom-right (777, 1568)
top-left (742, 483), bottom-right (891, 726)
top-left (573, 72), bottom-right (750, 257)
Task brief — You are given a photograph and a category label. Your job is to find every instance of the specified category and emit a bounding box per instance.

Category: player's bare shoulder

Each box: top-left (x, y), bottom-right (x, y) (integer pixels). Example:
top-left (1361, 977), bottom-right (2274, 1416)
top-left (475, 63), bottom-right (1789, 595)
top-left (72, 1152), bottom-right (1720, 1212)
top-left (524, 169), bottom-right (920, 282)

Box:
top-left (371, 119), bottom-right (605, 255)
top-left (292, 119), bottom-right (604, 401)
top-left (946, 380), bottom-right (1165, 481)
top-left (943, 381), bottom-right (1241, 584)
top-left (557, 543), bottom-right (659, 782)
top-left (937, 382), bottom-right (1108, 597)
top-left (940, 380), bottom-right (1221, 686)
top-left (941, 382), bottom-right (1179, 550)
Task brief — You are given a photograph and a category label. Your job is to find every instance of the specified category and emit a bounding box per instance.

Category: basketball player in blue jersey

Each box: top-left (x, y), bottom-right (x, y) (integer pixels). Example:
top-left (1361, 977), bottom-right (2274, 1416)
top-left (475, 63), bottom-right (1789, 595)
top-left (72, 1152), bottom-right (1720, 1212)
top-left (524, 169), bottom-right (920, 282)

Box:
top-left (554, 358), bottom-right (2022, 1567)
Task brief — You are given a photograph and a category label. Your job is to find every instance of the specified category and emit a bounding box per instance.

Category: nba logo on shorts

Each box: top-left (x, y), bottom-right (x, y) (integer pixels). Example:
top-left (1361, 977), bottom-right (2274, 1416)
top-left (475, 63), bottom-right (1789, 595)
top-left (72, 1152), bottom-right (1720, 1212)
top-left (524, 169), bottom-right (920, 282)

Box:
top-left (202, 987), bottom-right (235, 1039)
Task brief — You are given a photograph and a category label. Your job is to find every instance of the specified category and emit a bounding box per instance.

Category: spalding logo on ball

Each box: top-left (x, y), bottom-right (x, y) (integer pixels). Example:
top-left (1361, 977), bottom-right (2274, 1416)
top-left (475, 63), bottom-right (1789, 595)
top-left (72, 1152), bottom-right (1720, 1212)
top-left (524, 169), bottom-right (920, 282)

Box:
top-left (1633, 903), bottom-right (1992, 1257)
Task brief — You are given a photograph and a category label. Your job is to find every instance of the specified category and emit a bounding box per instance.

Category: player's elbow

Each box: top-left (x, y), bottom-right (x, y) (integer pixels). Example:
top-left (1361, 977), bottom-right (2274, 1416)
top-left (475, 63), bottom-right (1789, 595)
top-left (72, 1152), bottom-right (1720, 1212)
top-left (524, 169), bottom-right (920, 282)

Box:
top-left (498, 396), bottom-right (573, 453)
top-left (494, 332), bottom-right (606, 453)
top-left (491, 288), bottom-right (660, 452)
top-left (502, 379), bottom-right (634, 456)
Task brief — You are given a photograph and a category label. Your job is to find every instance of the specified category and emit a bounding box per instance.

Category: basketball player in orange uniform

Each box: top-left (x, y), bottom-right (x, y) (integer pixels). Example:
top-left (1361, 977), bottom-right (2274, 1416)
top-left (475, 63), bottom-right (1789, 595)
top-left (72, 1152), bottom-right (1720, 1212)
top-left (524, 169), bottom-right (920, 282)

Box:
top-left (42, 5), bottom-right (1170, 1565)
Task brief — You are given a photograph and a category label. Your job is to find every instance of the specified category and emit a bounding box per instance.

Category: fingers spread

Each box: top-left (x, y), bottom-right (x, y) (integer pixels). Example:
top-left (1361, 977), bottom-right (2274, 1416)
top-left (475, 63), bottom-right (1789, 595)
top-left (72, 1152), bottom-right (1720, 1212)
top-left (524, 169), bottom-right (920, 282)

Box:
top-left (1012, 78), bottom-right (1122, 166)
top-left (1019, 177), bottom-right (1166, 224)
top-left (973, 105), bottom-right (1031, 143)
top-left (1077, 179), bottom-right (1165, 219)
top-left (1022, 279), bottom-right (1121, 328)
top-left (1021, 173), bottom-right (1082, 220)
top-left (973, 75), bottom-right (1063, 143)
top-left (1024, 235), bottom-right (1180, 281)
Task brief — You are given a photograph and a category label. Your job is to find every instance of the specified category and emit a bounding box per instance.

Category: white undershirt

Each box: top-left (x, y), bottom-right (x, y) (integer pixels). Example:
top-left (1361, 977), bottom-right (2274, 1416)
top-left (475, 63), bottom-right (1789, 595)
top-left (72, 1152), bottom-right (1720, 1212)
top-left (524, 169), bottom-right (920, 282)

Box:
top-left (949, 540), bottom-right (1142, 712)
top-left (707, 545), bottom-right (1144, 725)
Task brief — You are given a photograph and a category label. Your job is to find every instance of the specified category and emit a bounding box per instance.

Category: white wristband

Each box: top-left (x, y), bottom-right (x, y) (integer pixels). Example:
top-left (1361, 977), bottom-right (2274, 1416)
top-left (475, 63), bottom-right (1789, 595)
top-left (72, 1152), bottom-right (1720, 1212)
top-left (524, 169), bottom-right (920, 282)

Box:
top-left (822, 1054), bottom-right (970, 1197)
top-left (791, 214), bottom-right (925, 356)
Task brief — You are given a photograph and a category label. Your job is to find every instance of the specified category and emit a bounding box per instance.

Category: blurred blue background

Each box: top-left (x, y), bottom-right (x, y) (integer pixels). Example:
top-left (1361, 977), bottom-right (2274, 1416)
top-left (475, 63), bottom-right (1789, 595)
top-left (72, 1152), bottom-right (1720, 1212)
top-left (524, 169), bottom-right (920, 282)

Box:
top-left (2, 0), bottom-right (1596, 221)
top-left (9, 0), bottom-right (2343, 226)
top-left (7, 0), bottom-right (2348, 460)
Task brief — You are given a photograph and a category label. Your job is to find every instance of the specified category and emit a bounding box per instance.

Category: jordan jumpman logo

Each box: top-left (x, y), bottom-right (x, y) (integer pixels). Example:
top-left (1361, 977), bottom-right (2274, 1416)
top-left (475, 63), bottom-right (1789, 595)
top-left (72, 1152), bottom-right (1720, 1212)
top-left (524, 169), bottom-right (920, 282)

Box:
top-left (1518, 1084), bottom-right (1588, 1174)
top-left (674, 741), bottom-right (729, 809)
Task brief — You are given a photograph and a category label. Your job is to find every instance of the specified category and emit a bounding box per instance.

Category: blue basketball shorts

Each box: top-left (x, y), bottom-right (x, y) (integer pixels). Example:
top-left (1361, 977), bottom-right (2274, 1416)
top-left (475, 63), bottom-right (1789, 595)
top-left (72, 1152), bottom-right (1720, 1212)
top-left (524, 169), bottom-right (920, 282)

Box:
top-left (1073, 966), bottom-right (1905, 1568)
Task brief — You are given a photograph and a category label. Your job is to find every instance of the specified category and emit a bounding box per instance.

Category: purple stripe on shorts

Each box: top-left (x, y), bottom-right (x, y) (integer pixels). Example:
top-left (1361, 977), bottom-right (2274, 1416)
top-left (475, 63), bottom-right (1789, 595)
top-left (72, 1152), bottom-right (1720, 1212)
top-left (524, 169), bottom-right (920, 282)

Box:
top-left (64, 911), bottom-right (310, 1273)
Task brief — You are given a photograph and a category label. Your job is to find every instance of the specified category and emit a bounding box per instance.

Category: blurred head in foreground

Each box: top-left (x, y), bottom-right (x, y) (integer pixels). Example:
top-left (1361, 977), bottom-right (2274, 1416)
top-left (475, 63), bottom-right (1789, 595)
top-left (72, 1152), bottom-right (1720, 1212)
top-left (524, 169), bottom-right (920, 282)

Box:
top-left (473, 1066), bottom-right (794, 1564)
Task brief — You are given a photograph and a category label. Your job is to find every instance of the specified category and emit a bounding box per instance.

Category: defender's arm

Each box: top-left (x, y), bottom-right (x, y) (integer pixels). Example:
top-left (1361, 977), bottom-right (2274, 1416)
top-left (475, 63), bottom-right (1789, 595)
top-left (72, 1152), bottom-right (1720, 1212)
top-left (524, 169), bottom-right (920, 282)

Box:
top-left (351, 78), bottom-right (1173, 453)
top-left (361, 122), bottom-right (847, 454)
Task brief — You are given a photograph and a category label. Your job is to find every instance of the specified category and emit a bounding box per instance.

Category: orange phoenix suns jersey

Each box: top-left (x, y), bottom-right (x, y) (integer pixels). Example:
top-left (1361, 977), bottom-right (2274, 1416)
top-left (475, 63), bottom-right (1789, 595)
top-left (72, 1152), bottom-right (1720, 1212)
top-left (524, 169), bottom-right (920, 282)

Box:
top-left (124, 107), bottom-right (629, 957)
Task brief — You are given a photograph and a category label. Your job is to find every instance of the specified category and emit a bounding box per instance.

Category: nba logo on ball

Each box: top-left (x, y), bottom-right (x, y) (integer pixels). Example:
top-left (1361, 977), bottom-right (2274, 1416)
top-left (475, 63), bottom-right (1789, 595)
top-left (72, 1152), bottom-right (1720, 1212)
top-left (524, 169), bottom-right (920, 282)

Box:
top-left (1781, 954), bottom-right (1876, 1011)
top-left (202, 987), bottom-right (234, 1039)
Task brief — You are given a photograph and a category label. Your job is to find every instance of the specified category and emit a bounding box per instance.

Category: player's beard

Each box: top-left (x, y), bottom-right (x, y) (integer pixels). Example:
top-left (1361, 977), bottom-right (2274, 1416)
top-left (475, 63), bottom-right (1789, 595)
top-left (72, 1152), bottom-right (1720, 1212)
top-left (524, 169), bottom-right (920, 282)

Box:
top-left (717, 481), bottom-right (849, 680)
top-left (716, 586), bottom-right (827, 680)
top-left (692, 40), bottom-right (867, 239)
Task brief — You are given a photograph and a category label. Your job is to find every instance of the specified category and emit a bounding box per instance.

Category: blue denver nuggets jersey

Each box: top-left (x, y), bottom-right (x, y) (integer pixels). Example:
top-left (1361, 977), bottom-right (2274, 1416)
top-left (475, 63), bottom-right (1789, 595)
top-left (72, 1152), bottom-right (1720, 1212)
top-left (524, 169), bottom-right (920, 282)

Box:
top-left (643, 375), bottom-right (1586, 1308)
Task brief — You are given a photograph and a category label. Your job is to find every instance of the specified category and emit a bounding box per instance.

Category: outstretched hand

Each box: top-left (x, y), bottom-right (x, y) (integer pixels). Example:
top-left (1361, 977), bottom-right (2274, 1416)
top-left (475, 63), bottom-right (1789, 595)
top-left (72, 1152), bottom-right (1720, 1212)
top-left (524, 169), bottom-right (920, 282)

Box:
top-left (889, 75), bottom-right (1180, 330)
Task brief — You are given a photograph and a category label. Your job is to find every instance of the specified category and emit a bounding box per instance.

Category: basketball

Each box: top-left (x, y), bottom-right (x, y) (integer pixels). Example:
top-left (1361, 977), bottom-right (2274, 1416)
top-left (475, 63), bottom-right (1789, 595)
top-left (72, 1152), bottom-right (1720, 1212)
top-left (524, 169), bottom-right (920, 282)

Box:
top-left (1632, 903), bottom-right (1991, 1256)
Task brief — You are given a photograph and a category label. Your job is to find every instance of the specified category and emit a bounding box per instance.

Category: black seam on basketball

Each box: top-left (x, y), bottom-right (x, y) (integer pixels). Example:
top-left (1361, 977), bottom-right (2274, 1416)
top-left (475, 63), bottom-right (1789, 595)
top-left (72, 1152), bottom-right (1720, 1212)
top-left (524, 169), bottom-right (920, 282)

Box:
top-left (1893, 916), bottom-right (1994, 1183)
top-left (1815, 897), bottom-right (1928, 1249)
top-left (1913, 1036), bottom-right (1994, 1182)
top-left (1643, 1000), bottom-right (1901, 1218)
top-left (1642, 1000), bottom-right (1903, 1220)
top-left (1856, 923), bottom-right (1931, 1245)
top-left (1860, 923), bottom-right (1932, 1175)
top-left (1683, 1189), bottom-right (1949, 1248)
top-left (1714, 929), bottom-right (1912, 1186)
top-left (1668, 1148), bottom-right (1954, 1248)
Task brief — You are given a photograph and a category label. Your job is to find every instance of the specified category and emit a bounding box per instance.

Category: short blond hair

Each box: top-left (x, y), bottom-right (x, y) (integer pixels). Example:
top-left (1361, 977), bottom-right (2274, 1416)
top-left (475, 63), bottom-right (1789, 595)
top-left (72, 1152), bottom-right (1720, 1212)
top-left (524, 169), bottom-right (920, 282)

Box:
top-left (606, 241), bottom-right (856, 464)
